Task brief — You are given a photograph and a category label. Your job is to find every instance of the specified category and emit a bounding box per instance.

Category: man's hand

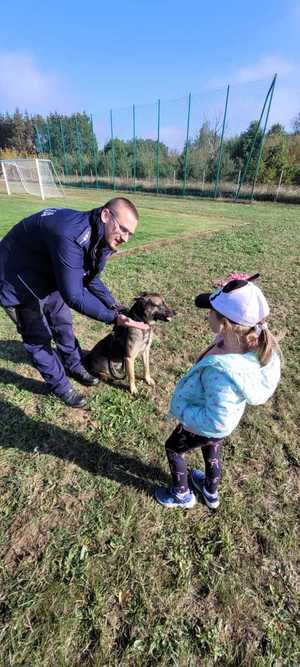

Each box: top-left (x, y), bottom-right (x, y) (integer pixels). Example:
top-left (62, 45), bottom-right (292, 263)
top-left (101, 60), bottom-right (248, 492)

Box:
top-left (116, 313), bottom-right (150, 330)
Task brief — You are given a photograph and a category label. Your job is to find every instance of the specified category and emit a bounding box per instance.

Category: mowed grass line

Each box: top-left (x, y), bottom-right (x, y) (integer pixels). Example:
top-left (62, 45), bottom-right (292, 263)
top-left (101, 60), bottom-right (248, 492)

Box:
top-left (0, 206), bottom-right (299, 664)
top-left (0, 188), bottom-right (246, 245)
top-left (1, 188), bottom-right (299, 247)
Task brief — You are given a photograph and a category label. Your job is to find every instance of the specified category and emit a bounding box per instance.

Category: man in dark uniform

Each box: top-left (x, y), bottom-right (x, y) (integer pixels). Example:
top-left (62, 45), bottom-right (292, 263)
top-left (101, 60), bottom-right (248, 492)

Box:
top-left (0, 197), bottom-right (147, 407)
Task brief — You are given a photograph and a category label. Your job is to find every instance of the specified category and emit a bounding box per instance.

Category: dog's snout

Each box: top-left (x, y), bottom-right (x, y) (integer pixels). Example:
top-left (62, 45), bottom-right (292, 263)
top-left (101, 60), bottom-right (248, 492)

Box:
top-left (162, 305), bottom-right (176, 321)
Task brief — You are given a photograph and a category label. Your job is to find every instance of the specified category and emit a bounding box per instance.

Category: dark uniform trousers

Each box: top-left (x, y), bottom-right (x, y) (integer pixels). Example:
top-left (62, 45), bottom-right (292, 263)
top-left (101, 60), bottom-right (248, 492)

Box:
top-left (0, 207), bottom-right (116, 395)
top-left (15, 291), bottom-right (82, 396)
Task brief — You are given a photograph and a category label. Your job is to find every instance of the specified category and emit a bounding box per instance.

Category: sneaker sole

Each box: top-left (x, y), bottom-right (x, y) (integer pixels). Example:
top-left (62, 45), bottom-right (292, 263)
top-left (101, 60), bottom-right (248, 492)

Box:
top-left (201, 495), bottom-right (219, 510)
top-left (155, 491), bottom-right (197, 509)
top-left (190, 472), bottom-right (219, 509)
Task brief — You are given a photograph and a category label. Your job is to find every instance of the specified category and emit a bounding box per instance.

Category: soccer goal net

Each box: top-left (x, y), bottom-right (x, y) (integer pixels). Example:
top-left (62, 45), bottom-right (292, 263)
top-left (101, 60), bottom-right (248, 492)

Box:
top-left (1, 158), bottom-right (64, 200)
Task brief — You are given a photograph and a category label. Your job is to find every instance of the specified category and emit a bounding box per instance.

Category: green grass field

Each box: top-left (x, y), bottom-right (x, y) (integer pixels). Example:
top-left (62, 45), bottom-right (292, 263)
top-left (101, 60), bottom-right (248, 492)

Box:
top-left (1, 186), bottom-right (298, 247)
top-left (0, 189), bottom-right (299, 666)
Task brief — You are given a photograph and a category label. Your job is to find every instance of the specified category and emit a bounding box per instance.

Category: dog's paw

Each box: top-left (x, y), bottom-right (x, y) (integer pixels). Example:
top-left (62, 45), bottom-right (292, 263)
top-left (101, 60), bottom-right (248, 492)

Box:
top-left (145, 376), bottom-right (155, 387)
top-left (130, 385), bottom-right (138, 396)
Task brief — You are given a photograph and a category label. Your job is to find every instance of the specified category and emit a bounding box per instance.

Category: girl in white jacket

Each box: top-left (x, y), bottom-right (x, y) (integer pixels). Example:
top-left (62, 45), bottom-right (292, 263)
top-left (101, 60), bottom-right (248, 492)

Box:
top-left (155, 276), bottom-right (281, 510)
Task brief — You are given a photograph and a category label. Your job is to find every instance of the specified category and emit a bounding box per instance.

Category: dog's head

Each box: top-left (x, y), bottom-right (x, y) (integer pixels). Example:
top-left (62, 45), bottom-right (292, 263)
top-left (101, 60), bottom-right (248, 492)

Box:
top-left (130, 292), bottom-right (176, 324)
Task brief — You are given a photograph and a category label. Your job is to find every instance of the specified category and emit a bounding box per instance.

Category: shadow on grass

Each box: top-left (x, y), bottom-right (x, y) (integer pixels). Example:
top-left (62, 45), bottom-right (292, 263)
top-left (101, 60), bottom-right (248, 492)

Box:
top-left (0, 396), bottom-right (169, 495)
top-left (0, 339), bottom-right (28, 364)
top-left (0, 365), bottom-right (144, 398)
top-left (0, 367), bottom-right (48, 395)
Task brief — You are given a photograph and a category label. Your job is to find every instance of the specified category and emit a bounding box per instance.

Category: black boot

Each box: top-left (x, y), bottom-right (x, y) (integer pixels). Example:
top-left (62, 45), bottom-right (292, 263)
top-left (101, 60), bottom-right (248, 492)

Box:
top-left (69, 366), bottom-right (99, 386)
top-left (60, 388), bottom-right (87, 408)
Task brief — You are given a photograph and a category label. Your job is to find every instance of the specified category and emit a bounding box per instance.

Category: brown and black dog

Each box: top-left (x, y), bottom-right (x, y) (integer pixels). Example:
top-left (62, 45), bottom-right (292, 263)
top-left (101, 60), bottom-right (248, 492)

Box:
top-left (84, 293), bottom-right (175, 395)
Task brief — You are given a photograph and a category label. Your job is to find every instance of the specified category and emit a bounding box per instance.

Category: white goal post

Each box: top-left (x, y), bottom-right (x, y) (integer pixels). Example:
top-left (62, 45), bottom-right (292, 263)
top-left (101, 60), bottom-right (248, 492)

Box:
top-left (1, 158), bottom-right (64, 200)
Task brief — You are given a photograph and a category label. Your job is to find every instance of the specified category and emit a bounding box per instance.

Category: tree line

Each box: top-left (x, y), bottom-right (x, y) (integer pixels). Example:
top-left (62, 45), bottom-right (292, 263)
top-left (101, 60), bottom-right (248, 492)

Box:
top-left (0, 109), bottom-right (300, 185)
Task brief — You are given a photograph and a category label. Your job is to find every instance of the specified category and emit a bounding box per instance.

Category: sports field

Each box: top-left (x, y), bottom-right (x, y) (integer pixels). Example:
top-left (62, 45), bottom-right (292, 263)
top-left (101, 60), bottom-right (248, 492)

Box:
top-left (0, 189), bottom-right (299, 666)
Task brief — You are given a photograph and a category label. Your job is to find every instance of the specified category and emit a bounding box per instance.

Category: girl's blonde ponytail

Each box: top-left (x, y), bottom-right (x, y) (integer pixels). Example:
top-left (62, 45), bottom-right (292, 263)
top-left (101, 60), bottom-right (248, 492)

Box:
top-left (246, 325), bottom-right (278, 366)
top-left (215, 313), bottom-right (280, 366)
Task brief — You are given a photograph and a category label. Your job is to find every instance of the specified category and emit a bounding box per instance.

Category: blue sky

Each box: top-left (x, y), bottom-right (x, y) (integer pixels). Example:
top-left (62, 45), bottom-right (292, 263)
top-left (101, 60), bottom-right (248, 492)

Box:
top-left (0, 0), bottom-right (299, 147)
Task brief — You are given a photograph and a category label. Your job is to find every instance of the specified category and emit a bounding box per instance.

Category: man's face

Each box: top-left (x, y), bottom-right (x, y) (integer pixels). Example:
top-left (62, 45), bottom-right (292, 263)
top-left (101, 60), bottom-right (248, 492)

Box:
top-left (101, 206), bottom-right (138, 251)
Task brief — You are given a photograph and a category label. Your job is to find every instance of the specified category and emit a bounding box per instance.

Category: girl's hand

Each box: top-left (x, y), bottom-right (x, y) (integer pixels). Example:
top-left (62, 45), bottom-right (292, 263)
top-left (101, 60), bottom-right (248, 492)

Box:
top-left (116, 313), bottom-right (150, 331)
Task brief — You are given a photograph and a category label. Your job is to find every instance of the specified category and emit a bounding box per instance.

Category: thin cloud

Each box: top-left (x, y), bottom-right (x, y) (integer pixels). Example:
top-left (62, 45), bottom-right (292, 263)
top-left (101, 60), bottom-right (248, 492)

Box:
top-left (227, 55), bottom-right (294, 84)
top-left (207, 55), bottom-right (296, 89)
top-left (204, 55), bottom-right (299, 132)
top-left (269, 85), bottom-right (300, 129)
top-left (0, 50), bottom-right (76, 114)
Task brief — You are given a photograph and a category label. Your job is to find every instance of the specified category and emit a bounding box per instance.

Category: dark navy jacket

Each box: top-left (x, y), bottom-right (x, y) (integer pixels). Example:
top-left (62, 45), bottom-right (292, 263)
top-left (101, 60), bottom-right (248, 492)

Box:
top-left (0, 207), bottom-right (118, 324)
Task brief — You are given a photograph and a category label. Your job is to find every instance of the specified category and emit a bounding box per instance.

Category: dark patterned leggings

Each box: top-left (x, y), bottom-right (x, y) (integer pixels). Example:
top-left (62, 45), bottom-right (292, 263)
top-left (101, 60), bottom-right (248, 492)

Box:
top-left (165, 424), bottom-right (224, 494)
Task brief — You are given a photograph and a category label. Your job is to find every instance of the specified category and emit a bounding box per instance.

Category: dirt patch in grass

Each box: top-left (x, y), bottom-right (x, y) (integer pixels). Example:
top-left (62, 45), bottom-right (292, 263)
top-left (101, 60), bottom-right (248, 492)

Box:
top-left (3, 491), bottom-right (95, 572)
top-left (4, 510), bottom-right (61, 572)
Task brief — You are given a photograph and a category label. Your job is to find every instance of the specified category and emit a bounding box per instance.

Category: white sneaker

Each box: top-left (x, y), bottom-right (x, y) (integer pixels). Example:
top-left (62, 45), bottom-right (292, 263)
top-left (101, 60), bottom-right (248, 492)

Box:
top-left (154, 486), bottom-right (197, 509)
top-left (190, 469), bottom-right (220, 509)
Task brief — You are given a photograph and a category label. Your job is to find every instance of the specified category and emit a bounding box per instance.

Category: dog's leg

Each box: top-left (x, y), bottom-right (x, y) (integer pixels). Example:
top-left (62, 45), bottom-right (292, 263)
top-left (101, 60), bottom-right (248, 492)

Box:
top-left (125, 356), bottom-right (138, 395)
top-left (143, 346), bottom-right (155, 387)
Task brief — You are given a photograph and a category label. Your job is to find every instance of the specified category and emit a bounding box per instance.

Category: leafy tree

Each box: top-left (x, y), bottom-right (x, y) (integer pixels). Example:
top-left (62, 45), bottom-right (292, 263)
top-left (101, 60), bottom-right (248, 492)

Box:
top-left (261, 128), bottom-right (290, 183)
top-left (0, 113), bottom-right (13, 150)
top-left (267, 123), bottom-right (286, 136)
top-left (104, 138), bottom-right (130, 177)
top-left (1, 109), bottom-right (300, 188)
top-left (229, 121), bottom-right (264, 180)
top-left (292, 113), bottom-right (300, 134)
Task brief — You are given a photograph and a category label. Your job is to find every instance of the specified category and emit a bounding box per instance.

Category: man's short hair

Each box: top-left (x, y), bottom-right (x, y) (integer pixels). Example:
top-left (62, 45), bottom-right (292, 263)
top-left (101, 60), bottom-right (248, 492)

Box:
top-left (104, 197), bottom-right (139, 221)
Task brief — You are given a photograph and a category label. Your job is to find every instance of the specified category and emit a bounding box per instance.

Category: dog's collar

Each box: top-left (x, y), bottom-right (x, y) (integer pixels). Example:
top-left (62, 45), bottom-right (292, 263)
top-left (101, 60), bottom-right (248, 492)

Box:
top-left (128, 303), bottom-right (148, 323)
top-left (129, 314), bottom-right (145, 322)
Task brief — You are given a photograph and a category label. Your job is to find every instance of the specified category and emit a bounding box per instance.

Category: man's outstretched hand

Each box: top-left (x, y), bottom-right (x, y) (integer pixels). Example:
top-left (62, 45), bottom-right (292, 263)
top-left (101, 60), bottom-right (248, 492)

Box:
top-left (116, 313), bottom-right (150, 330)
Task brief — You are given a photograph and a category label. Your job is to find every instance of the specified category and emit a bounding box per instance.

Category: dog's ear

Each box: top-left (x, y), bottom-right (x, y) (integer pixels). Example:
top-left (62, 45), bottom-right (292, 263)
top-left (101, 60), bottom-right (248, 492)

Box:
top-left (134, 292), bottom-right (148, 302)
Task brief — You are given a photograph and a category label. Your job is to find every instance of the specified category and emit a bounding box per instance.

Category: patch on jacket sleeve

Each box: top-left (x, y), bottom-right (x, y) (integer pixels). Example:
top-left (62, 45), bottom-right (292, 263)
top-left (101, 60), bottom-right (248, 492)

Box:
top-left (75, 227), bottom-right (91, 247)
top-left (41, 208), bottom-right (57, 217)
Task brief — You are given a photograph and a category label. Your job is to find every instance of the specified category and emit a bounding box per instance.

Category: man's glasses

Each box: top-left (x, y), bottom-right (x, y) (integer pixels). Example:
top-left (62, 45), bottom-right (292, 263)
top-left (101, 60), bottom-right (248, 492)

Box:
top-left (107, 209), bottom-right (133, 240)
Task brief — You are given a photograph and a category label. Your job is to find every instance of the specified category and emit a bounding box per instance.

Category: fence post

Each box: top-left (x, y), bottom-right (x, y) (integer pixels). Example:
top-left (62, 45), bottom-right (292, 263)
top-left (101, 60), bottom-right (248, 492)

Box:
top-left (235, 169), bottom-right (241, 197)
top-left (156, 99), bottom-right (161, 194)
top-left (235, 75), bottom-right (276, 200)
top-left (274, 168), bottom-right (284, 202)
top-left (110, 109), bottom-right (116, 191)
top-left (75, 115), bottom-right (84, 188)
top-left (90, 114), bottom-right (99, 189)
top-left (132, 104), bottom-right (136, 191)
top-left (214, 84), bottom-right (230, 198)
top-left (250, 74), bottom-right (277, 202)
top-left (60, 117), bottom-right (68, 177)
top-left (182, 92), bottom-right (192, 196)
top-left (46, 120), bottom-right (52, 156)
top-left (34, 124), bottom-right (44, 156)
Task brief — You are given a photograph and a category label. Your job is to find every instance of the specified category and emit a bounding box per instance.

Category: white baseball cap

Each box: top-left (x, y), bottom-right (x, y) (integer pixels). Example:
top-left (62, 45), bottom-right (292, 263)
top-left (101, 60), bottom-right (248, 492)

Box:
top-left (195, 276), bottom-right (270, 327)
